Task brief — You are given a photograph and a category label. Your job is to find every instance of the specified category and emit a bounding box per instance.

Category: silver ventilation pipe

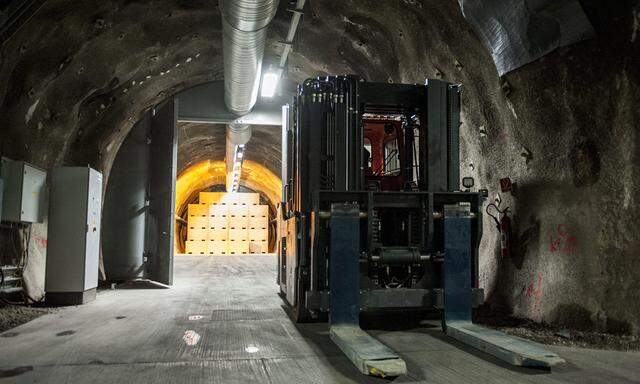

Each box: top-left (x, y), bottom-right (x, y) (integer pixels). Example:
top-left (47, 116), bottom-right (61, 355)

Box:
top-left (220, 0), bottom-right (279, 116)
top-left (220, 0), bottom-right (278, 192)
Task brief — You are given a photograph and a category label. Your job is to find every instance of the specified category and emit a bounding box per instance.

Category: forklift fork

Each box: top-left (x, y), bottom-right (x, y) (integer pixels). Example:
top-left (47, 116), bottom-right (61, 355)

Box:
top-left (328, 203), bottom-right (407, 378)
top-left (327, 202), bottom-right (563, 379)
top-left (442, 204), bottom-right (565, 367)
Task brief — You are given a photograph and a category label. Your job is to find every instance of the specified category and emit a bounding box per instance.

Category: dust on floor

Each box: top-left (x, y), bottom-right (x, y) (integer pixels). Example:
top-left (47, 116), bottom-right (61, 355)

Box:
top-left (477, 316), bottom-right (640, 351)
top-left (0, 305), bottom-right (53, 333)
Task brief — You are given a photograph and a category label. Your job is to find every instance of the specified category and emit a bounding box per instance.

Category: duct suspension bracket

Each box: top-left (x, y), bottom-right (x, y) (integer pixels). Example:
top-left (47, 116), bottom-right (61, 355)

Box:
top-left (278, 0), bottom-right (305, 69)
top-left (442, 204), bottom-right (565, 368)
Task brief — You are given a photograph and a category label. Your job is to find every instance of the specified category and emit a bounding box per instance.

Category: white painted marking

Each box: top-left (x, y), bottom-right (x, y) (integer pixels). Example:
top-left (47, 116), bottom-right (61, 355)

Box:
top-left (183, 330), bottom-right (201, 346)
top-left (245, 345), bottom-right (260, 353)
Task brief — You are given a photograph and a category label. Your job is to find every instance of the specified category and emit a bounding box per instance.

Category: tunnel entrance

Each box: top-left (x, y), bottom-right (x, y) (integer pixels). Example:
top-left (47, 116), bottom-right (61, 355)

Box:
top-left (101, 81), bottom-right (284, 285)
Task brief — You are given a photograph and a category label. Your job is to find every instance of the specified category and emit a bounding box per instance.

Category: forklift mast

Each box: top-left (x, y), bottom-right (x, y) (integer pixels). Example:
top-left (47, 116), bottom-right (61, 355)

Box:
top-left (282, 76), bottom-right (461, 206)
top-left (278, 75), bottom-right (482, 314)
top-left (277, 76), bottom-right (563, 376)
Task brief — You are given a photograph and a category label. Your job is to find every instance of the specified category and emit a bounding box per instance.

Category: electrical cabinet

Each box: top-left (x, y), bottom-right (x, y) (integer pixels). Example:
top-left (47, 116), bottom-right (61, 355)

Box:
top-left (0, 158), bottom-right (47, 223)
top-left (45, 167), bottom-right (102, 305)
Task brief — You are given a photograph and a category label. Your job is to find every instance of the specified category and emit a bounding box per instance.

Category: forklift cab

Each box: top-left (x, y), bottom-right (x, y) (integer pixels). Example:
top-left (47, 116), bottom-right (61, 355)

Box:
top-left (363, 117), bottom-right (417, 191)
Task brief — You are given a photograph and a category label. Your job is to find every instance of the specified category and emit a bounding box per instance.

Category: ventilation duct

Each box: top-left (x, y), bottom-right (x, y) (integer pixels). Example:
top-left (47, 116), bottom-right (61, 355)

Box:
top-left (220, 0), bottom-right (279, 116)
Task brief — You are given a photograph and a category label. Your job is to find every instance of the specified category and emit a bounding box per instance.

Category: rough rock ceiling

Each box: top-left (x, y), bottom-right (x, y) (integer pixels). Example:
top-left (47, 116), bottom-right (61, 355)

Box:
top-left (0, 0), bottom-right (494, 179)
top-left (178, 122), bottom-right (281, 177)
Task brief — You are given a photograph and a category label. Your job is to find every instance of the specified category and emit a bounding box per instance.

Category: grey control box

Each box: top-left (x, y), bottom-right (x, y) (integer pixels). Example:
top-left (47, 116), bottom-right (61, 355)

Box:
top-left (0, 158), bottom-right (47, 223)
top-left (46, 167), bottom-right (102, 305)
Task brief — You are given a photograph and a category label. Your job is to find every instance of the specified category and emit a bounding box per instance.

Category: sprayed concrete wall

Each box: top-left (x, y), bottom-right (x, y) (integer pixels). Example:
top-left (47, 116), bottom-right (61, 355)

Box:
top-left (0, 0), bottom-right (638, 333)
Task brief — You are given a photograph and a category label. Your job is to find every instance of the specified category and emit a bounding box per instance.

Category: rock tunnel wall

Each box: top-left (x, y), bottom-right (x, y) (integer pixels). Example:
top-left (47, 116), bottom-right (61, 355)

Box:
top-left (0, 0), bottom-right (638, 333)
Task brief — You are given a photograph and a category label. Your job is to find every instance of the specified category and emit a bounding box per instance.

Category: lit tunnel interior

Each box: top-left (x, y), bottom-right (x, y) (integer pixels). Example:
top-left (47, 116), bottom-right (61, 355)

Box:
top-left (175, 121), bottom-right (282, 254)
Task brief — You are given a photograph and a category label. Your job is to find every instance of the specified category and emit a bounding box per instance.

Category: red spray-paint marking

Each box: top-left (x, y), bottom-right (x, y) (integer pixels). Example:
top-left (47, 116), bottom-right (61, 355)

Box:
top-left (525, 273), bottom-right (543, 315)
top-left (34, 236), bottom-right (48, 248)
top-left (549, 224), bottom-right (578, 254)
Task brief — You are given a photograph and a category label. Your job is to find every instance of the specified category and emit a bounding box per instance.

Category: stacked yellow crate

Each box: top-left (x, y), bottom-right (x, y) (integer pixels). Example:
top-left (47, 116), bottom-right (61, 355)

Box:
top-left (248, 204), bottom-right (269, 253)
top-left (228, 204), bottom-right (249, 254)
top-left (185, 204), bottom-right (209, 255)
top-left (199, 192), bottom-right (225, 205)
top-left (208, 203), bottom-right (228, 255)
top-left (184, 192), bottom-right (269, 255)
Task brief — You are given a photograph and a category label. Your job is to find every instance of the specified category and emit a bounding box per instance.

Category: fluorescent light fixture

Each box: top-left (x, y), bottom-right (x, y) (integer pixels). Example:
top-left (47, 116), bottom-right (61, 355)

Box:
top-left (237, 152), bottom-right (243, 159)
top-left (261, 70), bottom-right (280, 98)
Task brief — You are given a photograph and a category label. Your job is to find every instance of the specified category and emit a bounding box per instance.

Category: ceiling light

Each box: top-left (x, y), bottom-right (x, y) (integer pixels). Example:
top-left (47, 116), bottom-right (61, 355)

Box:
top-left (261, 70), bottom-right (280, 98)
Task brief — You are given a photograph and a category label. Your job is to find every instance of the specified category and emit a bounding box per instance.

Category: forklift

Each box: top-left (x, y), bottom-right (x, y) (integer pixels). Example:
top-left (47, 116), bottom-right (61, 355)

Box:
top-left (277, 75), bottom-right (563, 377)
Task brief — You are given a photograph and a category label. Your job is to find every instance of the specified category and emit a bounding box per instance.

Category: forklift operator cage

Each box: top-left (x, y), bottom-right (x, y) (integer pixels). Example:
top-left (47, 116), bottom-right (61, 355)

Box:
top-left (278, 76), bottom-right (484, 319)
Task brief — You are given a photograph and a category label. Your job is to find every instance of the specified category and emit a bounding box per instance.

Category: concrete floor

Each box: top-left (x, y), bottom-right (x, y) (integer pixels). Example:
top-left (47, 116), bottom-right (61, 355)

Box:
top-left (0, 255), bottom-right (639, 384)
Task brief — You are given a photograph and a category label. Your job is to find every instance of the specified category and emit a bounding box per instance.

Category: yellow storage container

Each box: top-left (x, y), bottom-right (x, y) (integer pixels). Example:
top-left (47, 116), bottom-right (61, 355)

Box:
top-left (185, 240), bottom-right (208, 255)
top-left (209, 204), bottom-right (228, 227)
top-left (209, 227), bottom-right (228, 241)
top-left (209, 204), bottom-right (229, 217)
top-left (229, 204), bottom-right (249, 217)
top-left (188, 216), bottom-right (209, 229)
top-left (207, 240), bottom-right (228, 255)
top-left (226, 193), bottom-right (260, 205)
top-left (188, 204), bottom-right (209, 218)
top-left (228, 227), bottom-right (248, 241)
top-left (249, 240), bottom-right (268, 254)
top-left (182, 193), bottom-right (269, 256)
top-left (187, 227), bottom-right (209, 241)
top-left (230, 217), bottom-right (249, 229)
top-left (249, 228), bottom-right (268, 242)
top-left (249, 205), bottom-right (268, 227)
top-left (199, 192), bottom-right (225, 205)
top-left (228, 239), bottom-right (249, 255)
top-left (249, 205), bottom-right (268, 219)
top-left (229, 205), bottom-right (249, 228)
